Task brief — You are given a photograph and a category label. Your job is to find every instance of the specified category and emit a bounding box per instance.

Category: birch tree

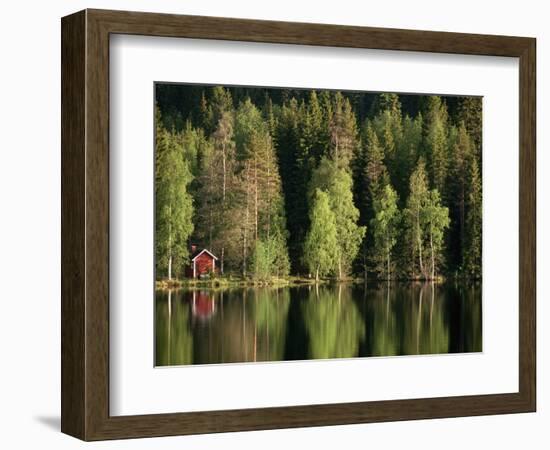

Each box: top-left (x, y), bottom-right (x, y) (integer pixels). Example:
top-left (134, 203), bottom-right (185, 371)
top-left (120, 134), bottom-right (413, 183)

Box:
top-left (155, 126), bottom-right (194, 280)
top-left (371, 184), bottom-right (400, 280)
top-left (303, 189), bottom-right (338, 281)
top-left (404, 158), bottom-right (429, 278)
top-left (423, 189), bottom-right (450, 279)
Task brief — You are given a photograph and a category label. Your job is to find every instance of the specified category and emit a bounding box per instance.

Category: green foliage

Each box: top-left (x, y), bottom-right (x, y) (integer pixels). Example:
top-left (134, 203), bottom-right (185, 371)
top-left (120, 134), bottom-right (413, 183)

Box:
top-left (457, 97), bottom-right (482, 156)
top-left (403, 158), bottom-right (430, 278)
top-left (155, 292), bottom-right (193, 366)
top-left (423, 189), bottom-right (450, 278)
top-left (200, 86), bottom-right (233, 134)
top-left (329, 92), bottom-right (359, 168)
top-left (397, 114), bottom-right (423, 200)
top-left (464, 157), bottom-right (482, 278)
top-left (303, 189), bottom-right (339, 280)
top-left (155, 85), bottom-right (482, 281)
top-left (303, 285), bottom-right (365, 359)
top-left (155, 124), bottom-right (194, 280)
top-left (310, 158), bottom-right (366, 278)
top-left (426, 113), bottom-right (448, 194)
top-left (371, 184), bottom-right (401, 279)
top-left (251, 234), bottom-right (290, 280)
top-left (251, 239), bottom-right (275, 281)
top-left (234, 98), bottom-right (267, 160)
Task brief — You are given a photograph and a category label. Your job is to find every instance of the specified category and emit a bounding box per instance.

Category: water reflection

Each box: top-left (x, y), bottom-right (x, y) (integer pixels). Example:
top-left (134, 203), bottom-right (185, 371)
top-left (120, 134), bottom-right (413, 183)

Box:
top-left (302, 285), bottom-right (364, 359)
top-left (155, 282), bottom-right (482, 366)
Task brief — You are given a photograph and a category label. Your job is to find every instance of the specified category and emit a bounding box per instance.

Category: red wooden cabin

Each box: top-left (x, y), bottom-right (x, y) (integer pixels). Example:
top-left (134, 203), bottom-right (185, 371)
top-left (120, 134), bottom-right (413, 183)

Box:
top-left (185, 245), bottom-right (218, 278)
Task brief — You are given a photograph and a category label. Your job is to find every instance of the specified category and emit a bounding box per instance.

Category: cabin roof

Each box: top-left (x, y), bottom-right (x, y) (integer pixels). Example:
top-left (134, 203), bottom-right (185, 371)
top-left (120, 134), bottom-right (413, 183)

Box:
top-left (191, 248), bottom-right (218, 261)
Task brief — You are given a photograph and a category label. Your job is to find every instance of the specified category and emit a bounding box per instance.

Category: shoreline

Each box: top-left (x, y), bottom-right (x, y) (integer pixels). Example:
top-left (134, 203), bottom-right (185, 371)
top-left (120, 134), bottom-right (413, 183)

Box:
top-left (155, 276), bottom-right (481, 291)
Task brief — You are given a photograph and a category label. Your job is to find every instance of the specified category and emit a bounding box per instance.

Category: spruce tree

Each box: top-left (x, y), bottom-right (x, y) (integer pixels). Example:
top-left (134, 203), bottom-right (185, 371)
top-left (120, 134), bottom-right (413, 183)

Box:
top-left (464, 156), bottom-right (482, 278)
top-left (329, 92), bottom-right (359, 169)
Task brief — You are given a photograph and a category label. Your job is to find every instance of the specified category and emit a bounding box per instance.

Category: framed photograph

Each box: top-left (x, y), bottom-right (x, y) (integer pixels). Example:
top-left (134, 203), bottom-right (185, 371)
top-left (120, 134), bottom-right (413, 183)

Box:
top-left (61, 9), bottom-right (536, 440)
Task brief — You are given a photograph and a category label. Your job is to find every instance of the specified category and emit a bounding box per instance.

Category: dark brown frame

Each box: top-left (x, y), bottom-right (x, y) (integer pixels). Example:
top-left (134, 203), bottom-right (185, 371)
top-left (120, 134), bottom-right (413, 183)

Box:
top-left (61, 9), bottom-right (536, 441)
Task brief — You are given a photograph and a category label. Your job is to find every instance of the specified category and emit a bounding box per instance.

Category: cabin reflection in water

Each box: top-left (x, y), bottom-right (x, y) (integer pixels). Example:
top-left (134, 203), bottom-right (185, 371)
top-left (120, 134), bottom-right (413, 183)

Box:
top-left (191, 290), bottom-right (216, 321)
top-left (155, 282), bottom-right (482, 367)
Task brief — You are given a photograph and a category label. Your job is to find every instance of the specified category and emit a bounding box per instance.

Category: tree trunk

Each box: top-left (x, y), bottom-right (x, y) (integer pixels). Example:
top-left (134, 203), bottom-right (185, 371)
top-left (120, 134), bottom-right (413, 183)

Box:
top-left (416, 284), bottom-right (424, 353)
top-left (222, 142), bottom-right (226, 203)
top-left (167, 289), bottom-right (172, 364)
top-left (385, 280), bottom-right (390, 326)
top-left (243, 162), bottom-right (250, 277)
top-left (460, 175), bottom-right (465, 264)
top-left (315, 265), bottom-right (319, 282)
top-left (430, 281), bottom-right (435, 327)
top-left (266, 140), bottom-right (271, 241)
top-left (387, 248), bottom-right (391, 281)
top-left (430, 224), bottom-right (435, 280)
top-left (208, 204), bottom-right (213, 250)
top-left (254, 155), bottom-right (258, 241)
top-left (253, 294), bottom-right (258, 362)
top-left (416, 208), bottom-right (424, 278)
top-left (221, 140), bottom-right (227, 275)
top-left (168, 204), bottom-right (172, 280)
top-left (363, 244), bottom-right (368, 286)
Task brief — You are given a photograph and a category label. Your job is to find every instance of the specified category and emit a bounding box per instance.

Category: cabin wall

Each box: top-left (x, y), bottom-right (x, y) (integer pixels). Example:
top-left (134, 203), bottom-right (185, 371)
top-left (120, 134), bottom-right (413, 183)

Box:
top-left (194, 254), bottom-right (216, 277)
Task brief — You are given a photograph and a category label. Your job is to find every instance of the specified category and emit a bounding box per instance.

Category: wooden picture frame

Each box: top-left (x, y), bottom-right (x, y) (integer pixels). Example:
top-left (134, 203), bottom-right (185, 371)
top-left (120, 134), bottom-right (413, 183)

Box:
top-left (61, 9), bottom-right (536, 441)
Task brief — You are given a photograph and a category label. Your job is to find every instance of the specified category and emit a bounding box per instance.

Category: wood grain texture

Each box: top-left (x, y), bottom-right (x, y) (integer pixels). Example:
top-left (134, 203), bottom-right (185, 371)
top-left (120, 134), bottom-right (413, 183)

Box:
top-left (61, 10), bottom-right (86, 439)
top-left (518, 39), bottom-right (536, 409)
top-left (61, 9), bottom-right (536, 441)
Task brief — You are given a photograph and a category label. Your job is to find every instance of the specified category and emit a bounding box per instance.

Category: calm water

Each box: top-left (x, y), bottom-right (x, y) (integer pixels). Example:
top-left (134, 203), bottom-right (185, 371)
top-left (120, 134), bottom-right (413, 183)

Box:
top-left (155, 282), bottom-right (482, 366)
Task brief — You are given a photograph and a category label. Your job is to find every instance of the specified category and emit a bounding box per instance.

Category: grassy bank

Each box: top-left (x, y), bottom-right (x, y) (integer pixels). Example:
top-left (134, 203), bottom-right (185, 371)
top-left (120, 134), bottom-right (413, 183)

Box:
top-left (154, 275), bottom-right (341, 290)
top-left (155, 274), bottom-right (469, 291)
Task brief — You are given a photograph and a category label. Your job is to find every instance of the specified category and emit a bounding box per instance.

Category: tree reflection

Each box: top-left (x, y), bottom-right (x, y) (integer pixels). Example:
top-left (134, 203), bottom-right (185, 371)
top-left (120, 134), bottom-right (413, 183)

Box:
top-left (302, 285), bottom-right (365, 359)
top-left (155, 281), bottom-right (481, 365)
top-left (155, 290), bottom-right (194, 366)
top-left (190, 287), bottom-right (290, 364)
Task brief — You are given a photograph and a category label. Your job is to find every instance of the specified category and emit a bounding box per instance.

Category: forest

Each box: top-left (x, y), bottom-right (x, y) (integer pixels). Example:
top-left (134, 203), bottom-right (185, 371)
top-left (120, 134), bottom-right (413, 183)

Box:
top-left (155, 84), bottom-right (482, 283)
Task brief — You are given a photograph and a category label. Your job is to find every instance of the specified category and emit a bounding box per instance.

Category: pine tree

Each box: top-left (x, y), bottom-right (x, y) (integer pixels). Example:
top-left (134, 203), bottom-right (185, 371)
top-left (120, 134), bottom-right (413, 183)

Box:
top-left (232, 99), bottom-right (290, 277)
top-left (329, 92), bottom-right (359, 169)
top-left (276, 99), bottom-right (311, 272)
top-left (457, 97), bottom-right (482, 158)
top-left (364, 123), bottom-right (390, 195)
top-left (426, 114), bottom-right (448, 195)
top-left (373, 94), bottom-right (403, 184)
top-left (447, 122), bottom-right (473, 271)
top-left (200, 86), bottom-right (233, 135)
top-left (210, 111), bottom-right (238, 273)
top-left (301, 90), bottom-right (330, 163)
top-left (464, 156), bottom-right (482, 278)
top-left (396, 113), bottom-right (423, 202)
top-left (352, 120), bottom-right (390, 277)
top-left (156, 87), bottom-right (483, 281)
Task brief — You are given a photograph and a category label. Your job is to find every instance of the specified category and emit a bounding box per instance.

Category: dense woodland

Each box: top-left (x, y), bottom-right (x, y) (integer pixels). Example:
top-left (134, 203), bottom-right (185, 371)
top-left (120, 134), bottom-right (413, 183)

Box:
top-left (155, 85), bottom-right (482, 282)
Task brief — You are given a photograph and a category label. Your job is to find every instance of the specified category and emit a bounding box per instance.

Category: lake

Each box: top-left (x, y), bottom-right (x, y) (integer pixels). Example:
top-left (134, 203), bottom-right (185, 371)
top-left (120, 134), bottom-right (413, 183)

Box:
top-left (155, 282), bottom-right (482, 366)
